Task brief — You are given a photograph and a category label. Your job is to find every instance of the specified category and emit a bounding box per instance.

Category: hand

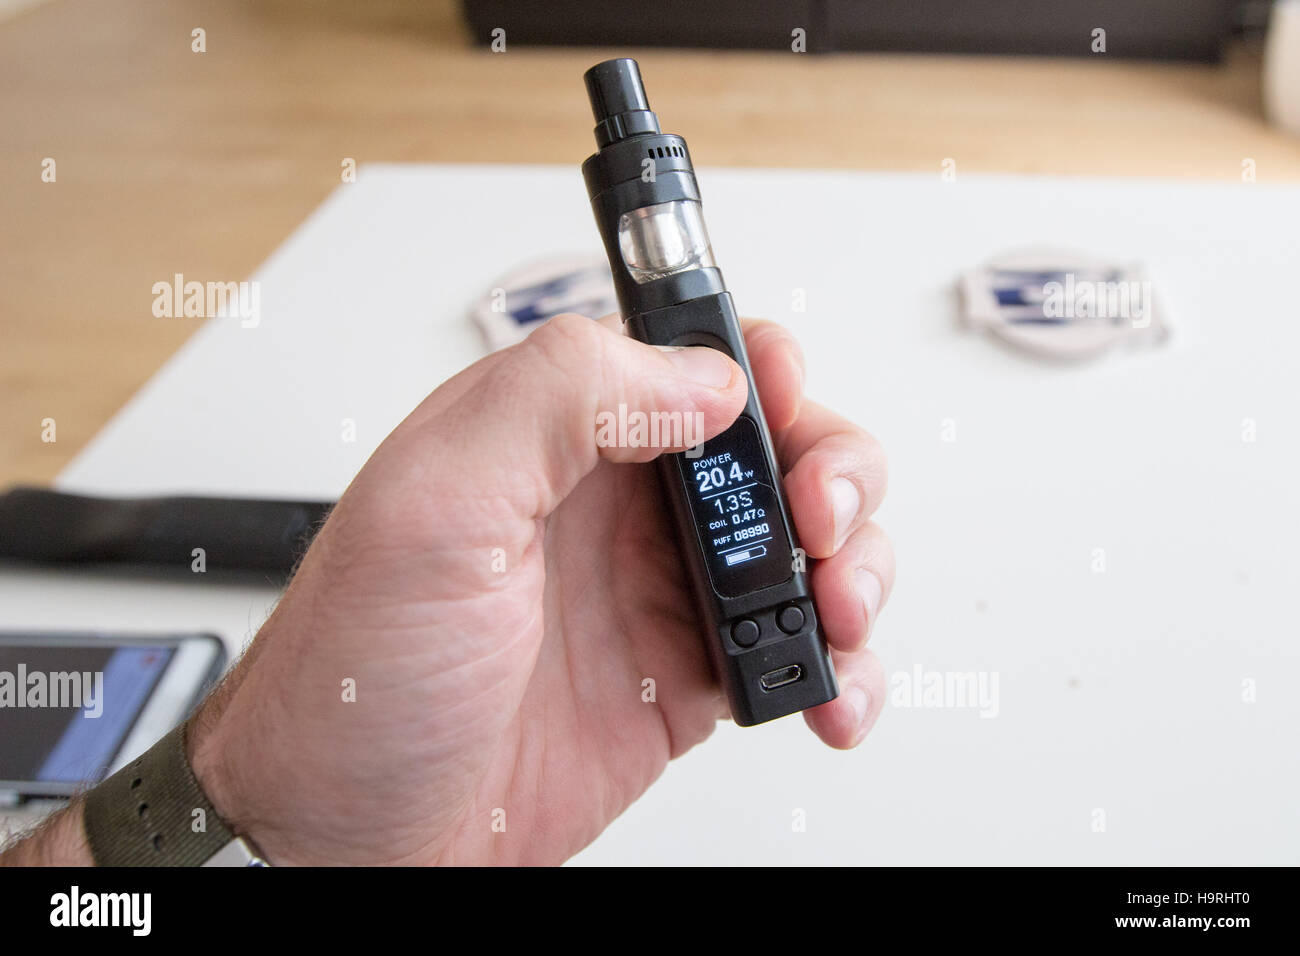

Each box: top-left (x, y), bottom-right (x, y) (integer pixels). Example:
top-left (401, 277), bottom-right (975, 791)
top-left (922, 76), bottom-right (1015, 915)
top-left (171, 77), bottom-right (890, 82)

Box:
top-left (188, 313), bottom-right (894, 865)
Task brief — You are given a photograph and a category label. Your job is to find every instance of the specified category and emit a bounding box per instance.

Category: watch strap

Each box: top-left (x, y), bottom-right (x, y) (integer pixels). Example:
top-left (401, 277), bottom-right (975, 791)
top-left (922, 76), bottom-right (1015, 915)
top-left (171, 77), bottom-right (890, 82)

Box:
top-left (83, 720), bottom-right (242, 866)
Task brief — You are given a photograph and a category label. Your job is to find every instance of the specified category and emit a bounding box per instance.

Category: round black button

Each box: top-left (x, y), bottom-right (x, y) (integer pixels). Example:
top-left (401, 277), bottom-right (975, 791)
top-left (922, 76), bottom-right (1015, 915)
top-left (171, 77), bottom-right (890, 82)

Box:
top-left (777, 605), bottom-right (805, 634)
top-left (731, 619), bottom-right (760, 647)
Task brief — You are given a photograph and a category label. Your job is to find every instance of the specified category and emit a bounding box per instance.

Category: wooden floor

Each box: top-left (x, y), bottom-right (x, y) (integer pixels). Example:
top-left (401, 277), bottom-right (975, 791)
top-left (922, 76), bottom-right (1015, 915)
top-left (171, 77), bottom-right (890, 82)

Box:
top-left (3, 0), bottom-right (1299, 485)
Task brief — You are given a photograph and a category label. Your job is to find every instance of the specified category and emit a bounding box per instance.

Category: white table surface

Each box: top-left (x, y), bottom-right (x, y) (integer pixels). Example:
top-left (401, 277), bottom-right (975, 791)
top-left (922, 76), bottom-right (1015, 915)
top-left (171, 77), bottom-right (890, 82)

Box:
top-left (3, 164), bottom-right (1297, 864)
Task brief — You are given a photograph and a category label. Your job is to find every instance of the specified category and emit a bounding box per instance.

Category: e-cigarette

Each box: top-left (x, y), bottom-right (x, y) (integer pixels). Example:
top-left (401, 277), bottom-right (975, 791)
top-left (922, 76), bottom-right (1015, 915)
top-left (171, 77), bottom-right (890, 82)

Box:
top-left (581, 58), bottom-right (838, 725)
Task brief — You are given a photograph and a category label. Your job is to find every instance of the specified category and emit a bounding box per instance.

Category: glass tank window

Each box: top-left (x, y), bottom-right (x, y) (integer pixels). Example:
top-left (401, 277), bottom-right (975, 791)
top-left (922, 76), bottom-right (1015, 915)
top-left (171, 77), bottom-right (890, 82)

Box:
top-left (617, 200), bottom-right (716, 283)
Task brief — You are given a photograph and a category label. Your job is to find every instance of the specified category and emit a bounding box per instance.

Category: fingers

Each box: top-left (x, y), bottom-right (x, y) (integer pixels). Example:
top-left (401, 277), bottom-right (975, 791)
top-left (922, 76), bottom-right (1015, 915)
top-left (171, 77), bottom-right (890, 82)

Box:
top-left (779, 401), bottom-right (888, 559)
top-left (811, 521), bottom-right (895, 653)
top-left (803, 646), bottom-right (886, 750)
top-left (426, 313), bottom-right (749, 519)
top-left (740, 317), bottom-right (805, 432)
top-left (734, 336), bottom-right (890, 748)
top-left (595, 314), bottom-right (804, 432)
top-left (603, 314), bottom-right (804, 429)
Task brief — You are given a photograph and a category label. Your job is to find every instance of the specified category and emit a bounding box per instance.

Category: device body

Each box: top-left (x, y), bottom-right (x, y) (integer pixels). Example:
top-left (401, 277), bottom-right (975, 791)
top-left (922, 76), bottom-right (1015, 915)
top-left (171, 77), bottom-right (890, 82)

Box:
top-left (581, 58), bottom-right (837, 725)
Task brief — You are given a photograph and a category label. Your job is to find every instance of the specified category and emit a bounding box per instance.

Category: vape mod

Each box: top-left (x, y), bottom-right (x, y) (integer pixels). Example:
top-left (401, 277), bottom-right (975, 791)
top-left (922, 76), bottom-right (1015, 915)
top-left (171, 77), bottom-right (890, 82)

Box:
top-left (581, 58), bottom-right (838, 725)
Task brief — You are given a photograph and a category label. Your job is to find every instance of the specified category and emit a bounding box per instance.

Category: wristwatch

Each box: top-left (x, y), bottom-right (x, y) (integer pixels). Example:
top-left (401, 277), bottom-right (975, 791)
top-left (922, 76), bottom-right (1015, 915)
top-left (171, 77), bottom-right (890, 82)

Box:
top-left (83, 720), bottom-right (268, 867)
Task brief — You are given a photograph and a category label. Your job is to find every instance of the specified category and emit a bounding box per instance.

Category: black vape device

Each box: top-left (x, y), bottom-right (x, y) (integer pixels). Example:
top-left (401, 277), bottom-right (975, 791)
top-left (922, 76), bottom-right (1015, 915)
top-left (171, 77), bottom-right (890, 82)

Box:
top-left (581, 58), bottom-right (838, 725)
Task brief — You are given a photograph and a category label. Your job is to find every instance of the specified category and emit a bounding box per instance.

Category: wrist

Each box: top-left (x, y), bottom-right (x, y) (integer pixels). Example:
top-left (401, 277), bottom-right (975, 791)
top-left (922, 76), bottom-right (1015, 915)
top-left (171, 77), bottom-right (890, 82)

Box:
top-left (184, 633), bottom-right (309, 866)
top-left (186, 690), bottom-right (276, 863)
top-left (0, 801), bottom-right (94, 867)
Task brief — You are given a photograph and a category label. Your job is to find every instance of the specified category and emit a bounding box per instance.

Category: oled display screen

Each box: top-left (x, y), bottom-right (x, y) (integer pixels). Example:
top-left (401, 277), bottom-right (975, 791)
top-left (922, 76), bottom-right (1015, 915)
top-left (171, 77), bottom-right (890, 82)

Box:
top-left (680, 416), bottom-right (793, 598)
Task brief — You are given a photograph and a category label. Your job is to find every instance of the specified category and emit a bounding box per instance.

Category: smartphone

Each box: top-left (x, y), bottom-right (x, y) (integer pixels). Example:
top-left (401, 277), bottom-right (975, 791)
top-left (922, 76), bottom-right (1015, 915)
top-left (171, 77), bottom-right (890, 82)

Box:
top-left (0, 631), bottom-right (226, 801)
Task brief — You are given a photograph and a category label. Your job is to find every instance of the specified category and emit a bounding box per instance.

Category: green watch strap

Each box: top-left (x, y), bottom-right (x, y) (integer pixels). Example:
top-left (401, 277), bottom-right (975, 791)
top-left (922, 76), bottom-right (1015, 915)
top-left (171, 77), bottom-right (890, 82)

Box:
top-left (83, 720), bottom-right (237, 866)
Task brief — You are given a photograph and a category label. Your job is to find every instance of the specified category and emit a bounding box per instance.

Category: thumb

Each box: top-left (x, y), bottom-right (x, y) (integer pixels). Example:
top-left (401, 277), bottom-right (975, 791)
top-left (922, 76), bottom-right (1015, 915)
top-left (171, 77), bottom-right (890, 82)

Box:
top-left (424, 313), bottom-right (748, 520)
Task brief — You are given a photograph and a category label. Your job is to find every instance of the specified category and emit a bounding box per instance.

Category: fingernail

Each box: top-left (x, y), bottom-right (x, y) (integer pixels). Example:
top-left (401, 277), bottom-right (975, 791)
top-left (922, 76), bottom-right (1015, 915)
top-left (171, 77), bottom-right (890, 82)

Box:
top-left (830, 477), bottom-right (859, 547)
top-left (846, 685), bottom-right (871, 733)
top-left (662, 346), bottom-right (735, 390)
top-left (855, 568), bottom-right (882, 635)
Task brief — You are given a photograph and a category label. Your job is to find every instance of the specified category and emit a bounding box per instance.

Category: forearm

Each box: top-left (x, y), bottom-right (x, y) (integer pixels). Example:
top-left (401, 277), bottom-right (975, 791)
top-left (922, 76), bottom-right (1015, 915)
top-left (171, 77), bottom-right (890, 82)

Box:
top-left (0, 619), bottom-right (274, 869)
top-left (0, 801), bottom-right (94, 866)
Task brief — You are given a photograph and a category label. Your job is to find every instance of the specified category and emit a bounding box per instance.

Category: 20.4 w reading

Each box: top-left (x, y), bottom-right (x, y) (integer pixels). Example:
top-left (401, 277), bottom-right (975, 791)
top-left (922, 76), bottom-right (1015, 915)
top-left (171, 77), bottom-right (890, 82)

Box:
top-left (695, 459), bottom-right (766, 522)
top-left (695, 458), bottom-right (755, 494)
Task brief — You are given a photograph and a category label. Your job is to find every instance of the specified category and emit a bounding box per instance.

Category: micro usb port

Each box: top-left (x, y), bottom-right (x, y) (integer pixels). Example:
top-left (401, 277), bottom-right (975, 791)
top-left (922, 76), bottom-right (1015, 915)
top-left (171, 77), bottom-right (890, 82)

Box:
top-left (759, 664), bottom-right (803, 691)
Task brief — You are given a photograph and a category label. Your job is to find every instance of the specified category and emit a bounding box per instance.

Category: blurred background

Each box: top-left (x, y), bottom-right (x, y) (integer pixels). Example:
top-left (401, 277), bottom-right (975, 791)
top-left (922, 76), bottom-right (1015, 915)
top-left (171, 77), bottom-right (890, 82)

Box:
top-left (3, 0), bottom-right (1300, 483)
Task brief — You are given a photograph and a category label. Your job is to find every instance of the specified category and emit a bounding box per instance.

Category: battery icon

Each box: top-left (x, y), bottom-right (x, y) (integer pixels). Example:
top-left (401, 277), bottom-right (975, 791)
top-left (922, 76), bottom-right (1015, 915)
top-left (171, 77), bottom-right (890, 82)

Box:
top-left (725, 545), bottom-right (767, 566)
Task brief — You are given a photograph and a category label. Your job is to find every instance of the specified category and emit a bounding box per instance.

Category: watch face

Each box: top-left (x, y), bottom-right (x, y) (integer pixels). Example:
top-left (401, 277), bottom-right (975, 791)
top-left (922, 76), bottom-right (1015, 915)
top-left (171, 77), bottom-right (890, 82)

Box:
top-left (679, 416), bottom-right (793, 598)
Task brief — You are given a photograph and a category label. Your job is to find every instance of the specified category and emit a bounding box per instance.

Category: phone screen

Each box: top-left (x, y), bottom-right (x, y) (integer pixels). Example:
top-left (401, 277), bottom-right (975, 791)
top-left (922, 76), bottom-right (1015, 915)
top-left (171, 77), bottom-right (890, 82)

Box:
top-left (0, 644), bottom-right (175, 785)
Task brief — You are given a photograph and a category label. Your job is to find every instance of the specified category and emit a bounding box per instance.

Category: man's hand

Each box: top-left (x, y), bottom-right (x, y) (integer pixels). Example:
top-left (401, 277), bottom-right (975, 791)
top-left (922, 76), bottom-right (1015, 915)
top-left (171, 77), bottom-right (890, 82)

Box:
top-left (7, 313), bottom-right (894, 867)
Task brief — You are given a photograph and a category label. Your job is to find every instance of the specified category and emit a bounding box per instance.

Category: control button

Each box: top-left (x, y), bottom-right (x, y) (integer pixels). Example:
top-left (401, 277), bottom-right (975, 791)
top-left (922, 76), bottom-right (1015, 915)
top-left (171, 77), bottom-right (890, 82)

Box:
top-left (777, 605), bottom-right (805, 634)
top-left (731, 618), bottom-right (760, 647)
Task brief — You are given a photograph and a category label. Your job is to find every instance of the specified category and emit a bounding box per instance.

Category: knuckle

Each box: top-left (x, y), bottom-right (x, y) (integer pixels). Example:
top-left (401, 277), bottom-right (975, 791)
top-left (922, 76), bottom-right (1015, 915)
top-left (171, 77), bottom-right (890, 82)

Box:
top-left (859, 521), bottom-right (896, 580)
top-left (843, 427), bottom-right (888, 492)
top-left (864, 433), bottom-right (889, 491)
top-left (533, 312), bottom-right (600, 356)
top-left (523, 313), bottom-right (609, 390)
top-left (751, 319), bottom-right (801, 358)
